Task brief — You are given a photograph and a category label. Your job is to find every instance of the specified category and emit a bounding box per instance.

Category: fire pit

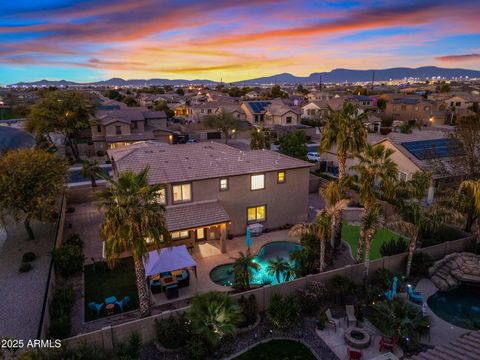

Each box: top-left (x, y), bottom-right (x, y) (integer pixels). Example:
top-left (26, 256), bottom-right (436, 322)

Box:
top-left (344, 326), bottom-right (371, 349)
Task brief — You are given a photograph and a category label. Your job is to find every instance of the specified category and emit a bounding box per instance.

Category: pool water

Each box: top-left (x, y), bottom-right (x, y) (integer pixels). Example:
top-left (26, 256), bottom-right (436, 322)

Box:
top-left (427, 285), bottom-right (480, 330)
top-left (210, 241), bottom-right (302, 287)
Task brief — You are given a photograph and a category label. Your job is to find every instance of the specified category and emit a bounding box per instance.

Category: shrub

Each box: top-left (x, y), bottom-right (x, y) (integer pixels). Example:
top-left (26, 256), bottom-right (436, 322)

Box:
top-left (96, 150), bottom-right (106, 157)
top-left (53, 243), bottom-right (84, 277)
top-left (64, 234), bottom-right (83, 248)
top-left (237, 295), bottom-right (258, 328)
top-left (373, 268), bottom-right (394, 290)
top-left (328, 275), bottom-right (357, 305)
top-left (116, 332), bottom-right (142, 360)
top-left (19, 262), bottom-right (32, 273)
top-left (380, 237), bottom-right (408, 257)
top-left (297, 281), bottom-right (327, 314)
top-left (184, 336), bottom-right (209, 360)
top-left (50, 287), bottom-right (75, 314)
top-left (266, 293), bottom-right (300, 330)
top-left (155, 314), bottom-right (191, 349)
top-left (49, 286), bottom-right (75, 339)
top-left (48, 313), bottom-right (71, 340)
top-left (411, 252), bottom-right (433, 277)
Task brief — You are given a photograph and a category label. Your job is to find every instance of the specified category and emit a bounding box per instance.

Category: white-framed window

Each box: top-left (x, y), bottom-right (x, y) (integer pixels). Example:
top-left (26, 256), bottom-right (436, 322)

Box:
top-left (173, 183), bottom-right (191, 203)
top-left (171, 230), bottom-right (189, 240)
top-left (155, 187), bottom-right (166, 205)
top-left (247, 205), bottom-right (266, 222)
top-left (250, 174), bottom-right (265, 190)
top-left (220, 178), bottom-right (229, 191)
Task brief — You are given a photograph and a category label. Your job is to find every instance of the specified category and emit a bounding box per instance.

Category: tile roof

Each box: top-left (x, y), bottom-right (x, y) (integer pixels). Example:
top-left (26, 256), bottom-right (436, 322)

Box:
top-left (108, 141), bottom-right (312, 184)
top-left (165, 200), bottom-right (230, 231)
top-left (105, 133), bottom-right (156, 143)
top-left (409, 331), bottom-right (480, 360)
top-left (97, 108), bottom-right (166, 125)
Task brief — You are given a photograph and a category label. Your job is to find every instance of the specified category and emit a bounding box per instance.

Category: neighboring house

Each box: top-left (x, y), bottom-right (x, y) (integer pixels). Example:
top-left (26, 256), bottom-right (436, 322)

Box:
top-left (301, 98), bottom-right (343, 119)
top-left (108, 141), bottom-right (311, 252)
top-left (307, 91), bottom-right (337, 102)
top-left (345, 95), bottom-right (376, 109)
top-left (188, 99), bottom-right (243, 122)
top-left (241, 100), bottom-right (300, 127)
top-left (443, 93), bottom-right (479, 110)
top-left (91, 108), bottom-right (174, 150)
top-left (244, 91), bottom-right (260, 100)
top-left (384, 98), bottom-right (441, 125)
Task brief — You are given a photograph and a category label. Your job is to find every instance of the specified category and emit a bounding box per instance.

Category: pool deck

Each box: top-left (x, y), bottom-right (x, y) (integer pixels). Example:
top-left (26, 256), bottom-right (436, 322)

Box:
top-left (414, 278), bottom-right (470, 346)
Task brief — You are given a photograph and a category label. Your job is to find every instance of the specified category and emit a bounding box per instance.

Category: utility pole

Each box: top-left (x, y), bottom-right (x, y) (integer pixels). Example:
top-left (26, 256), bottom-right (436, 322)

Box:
top-left (371, 71), bottom-right (375, 90)
top-left (319, 74), bottom-right (322, 90)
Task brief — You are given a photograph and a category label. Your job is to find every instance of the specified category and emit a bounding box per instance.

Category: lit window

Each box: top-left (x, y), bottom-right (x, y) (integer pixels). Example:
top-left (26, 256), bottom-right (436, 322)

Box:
top-left (173, 183), bottom-right (191, 203)
top-left (155, 187), bottom-right (166, 205)
top-left (251, 174), bottom-right (265, 190)
top-left (247, 205), bottom-right (266, 222)
top-left (220, 178), bottom-right (229, 191)
top-left (171, 231), bottom-right (189, 240)
top-left (197, 228), bottom-right (205, 240)
top-left (277, 171), bottom-right (286, 183)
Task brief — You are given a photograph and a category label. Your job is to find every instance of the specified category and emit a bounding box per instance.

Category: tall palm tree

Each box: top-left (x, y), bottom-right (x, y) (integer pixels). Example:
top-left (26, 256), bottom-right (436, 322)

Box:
top-left (81, 159), bottom-right (102, 187)
top-left (267, 257), bottom-right (289, 283)
top-left (320, 102), bottom-right (367, 180)
top-left (319, 181), bottom-right (350, 250)
top-left (350, 143), bottom-right (398, 262)
top-left (289, 210), bottom-right (331, 272)
top-left (187, 291), bottom-right (242, 347)
top-left (459, 180), bottom-right (480, 242)
top-left (97, 167), bottom-right (170, 317)
top-left (361, 204), bottom-right (384, 285)
top-left (232, 251), bottom-right (259, 290)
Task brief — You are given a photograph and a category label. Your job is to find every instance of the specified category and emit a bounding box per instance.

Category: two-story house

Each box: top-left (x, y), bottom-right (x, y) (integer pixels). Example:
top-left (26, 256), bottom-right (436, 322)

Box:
top-left (107, 141), bottom-right (311, 253)
top-left (384, 98), bottom-right (441, 125)
top-left (301, 98), bottom-right (343, 119)
top-left (241, 100), bottom-right (301, 127)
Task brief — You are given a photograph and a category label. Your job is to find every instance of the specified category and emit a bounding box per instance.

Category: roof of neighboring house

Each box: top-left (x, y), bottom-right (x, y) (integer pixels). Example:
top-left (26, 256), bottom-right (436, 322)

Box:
top-left (346, 95), bottom-right (372, 102)
top-left (108, 141), bottom-right (312, 184)
top-left (265, 103), bottom-right (301, 116)
top-left (97, 108), bottom-right (166, 125)
top-left (409, 331), bottom-right (480, 360)
top-left (142, 111), bottom-right (166, 119)
top-left (105, 133), bottom-right (156, 143)
top-left (243, 101), bottom-right (272, 114)
top-left (165, 200), bottom-right (230, 231)
top-left (391, 98), bottom-right (433, 105)
top-left (303, 98), bottom-right (343, 111)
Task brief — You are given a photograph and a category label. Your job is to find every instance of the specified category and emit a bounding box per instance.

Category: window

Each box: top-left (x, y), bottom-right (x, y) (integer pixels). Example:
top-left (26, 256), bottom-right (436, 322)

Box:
top-left (247, 205), bottom-right (266, 223)
top-left (286, 116), bottom-right (292, 124)
top-left (155, 187), bottom-right (166, 205)
top-left (456, 102), bottom-right (461, 107)
top-left (97, 125), bottom-right (102, 133)
top-left (398, 171), bottom-right (408, 182)
top-left (115, 126), bottom-right (122, 135)
top-left (220, 178), bottom-right (229, 191)
top-left (277, 171), bottom-right (286, 183)
top-left (207, 109), bottom-right (212, 114)
top-left (133, 121), bottom-right (138, 129)
top-left (171, 230), bottom-right (189, 240)
top-left (196, 228), bottom-right (205, 240)
top-left (173, 183), bottom-right (192, 203)
top-left (250, 174), bottom-right (265, 190)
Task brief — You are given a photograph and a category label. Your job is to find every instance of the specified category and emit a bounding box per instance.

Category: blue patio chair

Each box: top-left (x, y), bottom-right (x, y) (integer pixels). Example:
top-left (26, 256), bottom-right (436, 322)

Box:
top-left (105, 296), bottom-right (117, 305)
top-left (115, 296), bottom-right (130, 312)
top-left (88, 302), bottom-right (104, 316)
top-left (384, 276), bottom-right (398, 301)
top-left (165, 284), bottom-right (179, 299)
top-left (407, 285), bottom-right (423, 304)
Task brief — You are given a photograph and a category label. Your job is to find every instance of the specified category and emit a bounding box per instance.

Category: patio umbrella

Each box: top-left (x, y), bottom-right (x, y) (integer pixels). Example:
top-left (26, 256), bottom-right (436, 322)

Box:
top-left (245, 227), bottom-right (252, 250)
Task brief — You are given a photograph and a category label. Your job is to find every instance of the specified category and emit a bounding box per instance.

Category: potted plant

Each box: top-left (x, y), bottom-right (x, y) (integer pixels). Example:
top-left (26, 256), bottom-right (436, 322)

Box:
top-left (317, 308), bottom-right (328, 330)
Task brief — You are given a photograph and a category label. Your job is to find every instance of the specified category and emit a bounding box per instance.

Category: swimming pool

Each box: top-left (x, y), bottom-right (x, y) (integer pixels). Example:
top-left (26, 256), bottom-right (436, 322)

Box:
top-left (427, 285), bottom-right (480, 330)
top-left (210, 241), bottom-right (302, 287)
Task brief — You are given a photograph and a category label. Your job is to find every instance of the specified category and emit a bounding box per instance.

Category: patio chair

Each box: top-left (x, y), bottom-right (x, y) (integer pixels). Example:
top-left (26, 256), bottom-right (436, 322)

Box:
top-left (384, 276), bottom-right (398, 301)
top-left (325, 308), bottom-right (340, 332)
top-left (115, 296), bottom-right (130, 312)
top-left (379, 336), bottom-right (397, 352)
top-left (150, 279), bottom-right (162, 294)
top-left (165, 284), bottom-right (179, 299)
top-left (88, 302), bottom-right (104, 316)
top-left (105, 296), bottom-right (117, 305)
top-left (346, 305), bottom-right (357, 327)
top-left (176, 270), bottom-right (190, 288)
top-left (348, 348), bottom-right (362, 360)
top-left (407, 285), bottom-right (423, 304)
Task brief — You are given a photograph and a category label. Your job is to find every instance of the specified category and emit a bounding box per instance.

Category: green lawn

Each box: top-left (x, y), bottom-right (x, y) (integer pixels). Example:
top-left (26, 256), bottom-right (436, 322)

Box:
top-left (234, 340), bottom-right (316, 360)
top-left (84, 258), bottom-right (139, 321)
top-left (342, 222), bottom-right (399, 260)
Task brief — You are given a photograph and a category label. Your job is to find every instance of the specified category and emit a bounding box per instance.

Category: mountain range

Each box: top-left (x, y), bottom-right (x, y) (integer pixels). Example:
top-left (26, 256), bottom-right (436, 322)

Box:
top-left (9, 66), bottom-right (480, 87)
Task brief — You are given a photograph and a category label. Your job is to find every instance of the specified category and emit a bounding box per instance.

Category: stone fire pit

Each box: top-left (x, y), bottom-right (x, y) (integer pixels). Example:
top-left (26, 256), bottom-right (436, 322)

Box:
top-left (344, 326), bottom-right (371, 349)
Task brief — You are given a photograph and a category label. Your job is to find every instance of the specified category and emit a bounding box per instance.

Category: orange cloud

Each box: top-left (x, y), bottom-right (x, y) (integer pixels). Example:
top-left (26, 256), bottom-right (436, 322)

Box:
top-left (435, 53), bottom-right (480, 62)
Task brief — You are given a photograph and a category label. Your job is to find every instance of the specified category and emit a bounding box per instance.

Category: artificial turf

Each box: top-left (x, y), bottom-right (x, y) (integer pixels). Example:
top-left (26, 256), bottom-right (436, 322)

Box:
top-left (84, 257), bottom-right (139, 321)
top-left (233, 340), bottom-right (316, 360)
top-left (341, 222), bottom-right (400, 260)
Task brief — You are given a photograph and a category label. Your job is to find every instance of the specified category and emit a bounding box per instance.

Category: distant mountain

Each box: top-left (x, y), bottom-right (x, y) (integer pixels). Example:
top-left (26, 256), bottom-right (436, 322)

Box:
top-left (8, 66), bottom-right (480, 87)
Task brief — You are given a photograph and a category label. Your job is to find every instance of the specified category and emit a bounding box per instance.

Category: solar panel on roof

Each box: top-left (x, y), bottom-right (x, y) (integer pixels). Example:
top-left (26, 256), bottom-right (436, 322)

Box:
top-left (248, 101), bottom-right (271, 113)
top-left (401, 139), bottom-right (462, 160)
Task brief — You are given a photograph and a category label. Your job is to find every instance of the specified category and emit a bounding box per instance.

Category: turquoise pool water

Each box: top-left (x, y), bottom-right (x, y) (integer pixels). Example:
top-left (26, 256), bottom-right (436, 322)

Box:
top-left (210, 241), bottom-right (303, 287)
top-left (427, 285), bottom-right (480, 330)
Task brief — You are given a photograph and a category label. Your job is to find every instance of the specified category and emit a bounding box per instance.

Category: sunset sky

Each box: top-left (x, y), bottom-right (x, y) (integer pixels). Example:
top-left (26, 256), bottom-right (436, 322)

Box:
top-left (1, 0), bottom-right (479, 84)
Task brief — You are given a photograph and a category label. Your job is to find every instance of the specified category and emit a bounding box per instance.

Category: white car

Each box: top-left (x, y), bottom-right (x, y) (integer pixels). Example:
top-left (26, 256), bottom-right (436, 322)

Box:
top-left (307, 152), bottom-right (321, 162)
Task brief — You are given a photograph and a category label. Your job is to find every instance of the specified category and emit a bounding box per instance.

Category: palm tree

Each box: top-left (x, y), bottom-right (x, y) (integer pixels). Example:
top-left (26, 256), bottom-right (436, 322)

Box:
top-left (289, 210), bottom-right (331, 272)
top-left (97, 167), bottom-right (170, 317)
top-left (350, 143), bottom-right (398, 262)
top-left (320, 102), bottom-right (367, 180)
top-left (319, 181), bottom-right (350, 250)
top-left (267, 257), bottom-right (289, 283)
top-left (81, 160), bottom-right (102, 187)
top-left (361, 204), bottom-right (384, 285)
top-left (459, 180), bottom-right (480, 242)
top-left (187, 291), bottom-right (242, 347)
top-left (232, 251), bottom-right (259, 290)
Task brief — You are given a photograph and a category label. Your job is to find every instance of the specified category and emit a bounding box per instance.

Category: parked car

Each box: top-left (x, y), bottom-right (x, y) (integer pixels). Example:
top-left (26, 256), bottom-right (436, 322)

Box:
top-left (186, 139), bottom-right (197, 144)
top-left (307, 152), bottom-right (321, 162)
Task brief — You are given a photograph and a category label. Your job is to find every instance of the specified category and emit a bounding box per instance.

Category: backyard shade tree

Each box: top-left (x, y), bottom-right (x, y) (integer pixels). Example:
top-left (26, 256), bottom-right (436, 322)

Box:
top-left (320, 102), bottom-right (367, 180)
top-left (0, 148), bottom-right (68, 240)
top-left (26, 90), bottom-right (96, 161)
top-left (203, 110), bottom-right (242, 144)
top-left (81, 160), bottom-right (102, 188)
top-left (233, 251), bottom-right (259, 290)
top-left (350, 143), bottom-right (398, 263)
top-left (97, 167), bottom-right (170, 317)
top-left (250, 126), bottom-right (271, 150)
top-left (187, 291), bottom-right (242, 347)
top-left (278, 130), bottom-right (308, 160)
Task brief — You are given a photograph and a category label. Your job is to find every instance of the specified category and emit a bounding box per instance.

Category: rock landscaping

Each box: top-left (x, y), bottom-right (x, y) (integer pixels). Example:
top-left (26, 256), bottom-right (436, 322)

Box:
top-left (429, 252), bottom-right (480, 291)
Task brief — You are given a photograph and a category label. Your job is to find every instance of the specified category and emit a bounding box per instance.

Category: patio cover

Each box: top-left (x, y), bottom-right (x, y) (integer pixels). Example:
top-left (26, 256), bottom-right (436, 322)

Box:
top-left (143, 245), bottom-right (197, 277)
